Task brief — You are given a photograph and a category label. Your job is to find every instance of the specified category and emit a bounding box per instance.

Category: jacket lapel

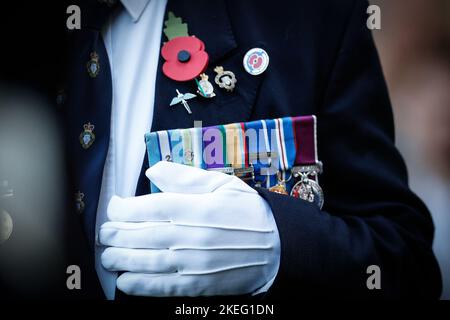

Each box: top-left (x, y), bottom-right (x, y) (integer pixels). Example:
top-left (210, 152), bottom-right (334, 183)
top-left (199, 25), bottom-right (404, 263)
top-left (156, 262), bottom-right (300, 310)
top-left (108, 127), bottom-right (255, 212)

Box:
top-left (151, 0), bottom-right (263, 132)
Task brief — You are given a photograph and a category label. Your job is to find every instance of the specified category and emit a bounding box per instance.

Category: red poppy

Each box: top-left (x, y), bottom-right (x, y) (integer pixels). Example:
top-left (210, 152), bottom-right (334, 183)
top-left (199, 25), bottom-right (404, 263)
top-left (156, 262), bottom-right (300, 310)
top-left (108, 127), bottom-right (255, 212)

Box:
top-left (249, 54), bottom-right (263, 69)
top-left (161, 36), bottom-right (209, 82)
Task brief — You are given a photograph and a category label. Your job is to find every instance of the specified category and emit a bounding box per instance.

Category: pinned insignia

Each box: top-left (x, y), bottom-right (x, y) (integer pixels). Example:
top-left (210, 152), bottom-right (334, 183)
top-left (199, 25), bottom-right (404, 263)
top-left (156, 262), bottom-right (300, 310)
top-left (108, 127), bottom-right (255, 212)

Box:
top-left (161, 12), bottom-right (209, 82)
top-left (214, 66), bottom-right (237, 92)
top-left (161, 12), bottom-right (210, 113)
top-left (162, 36), bottom-right (209, 82)
top-left (79, 122), bottom-right (96, 149)
top-left (196, 73), bottom-right (216, 98)
top-left (75, 191), bottom-right (85, 214)
top-left (243, 48), bottom-right (270, 75)
top-left (86, 52), bottom-right (100, 78)
top-left (170, 89), bottom-right (196, 114)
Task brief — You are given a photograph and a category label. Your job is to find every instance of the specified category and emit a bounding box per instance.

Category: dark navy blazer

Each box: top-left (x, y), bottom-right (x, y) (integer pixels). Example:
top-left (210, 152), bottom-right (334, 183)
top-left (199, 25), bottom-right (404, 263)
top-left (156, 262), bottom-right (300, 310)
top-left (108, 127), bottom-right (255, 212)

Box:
top-left (64, 0), bottom-right (442, 299)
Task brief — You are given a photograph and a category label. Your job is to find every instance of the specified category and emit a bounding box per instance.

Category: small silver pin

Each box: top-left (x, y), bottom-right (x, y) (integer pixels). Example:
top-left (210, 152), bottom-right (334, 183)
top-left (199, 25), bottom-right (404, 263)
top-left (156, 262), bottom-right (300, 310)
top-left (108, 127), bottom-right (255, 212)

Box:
top-left (170, 89), bottom-right (196, 114)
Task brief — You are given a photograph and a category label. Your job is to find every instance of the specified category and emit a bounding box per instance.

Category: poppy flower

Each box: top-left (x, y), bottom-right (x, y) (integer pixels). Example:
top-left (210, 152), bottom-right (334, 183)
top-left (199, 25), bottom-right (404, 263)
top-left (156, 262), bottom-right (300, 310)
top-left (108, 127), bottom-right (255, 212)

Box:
top-left (161, 36), bottom-right (209, 82)
top-left (248, 54), bottom-right (263, 69)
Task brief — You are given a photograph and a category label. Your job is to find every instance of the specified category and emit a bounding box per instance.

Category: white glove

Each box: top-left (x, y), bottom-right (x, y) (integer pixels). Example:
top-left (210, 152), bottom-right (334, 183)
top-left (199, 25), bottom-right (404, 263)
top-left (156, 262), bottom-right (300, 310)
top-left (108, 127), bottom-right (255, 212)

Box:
top-left (99, 161), bottom-right (281, 297)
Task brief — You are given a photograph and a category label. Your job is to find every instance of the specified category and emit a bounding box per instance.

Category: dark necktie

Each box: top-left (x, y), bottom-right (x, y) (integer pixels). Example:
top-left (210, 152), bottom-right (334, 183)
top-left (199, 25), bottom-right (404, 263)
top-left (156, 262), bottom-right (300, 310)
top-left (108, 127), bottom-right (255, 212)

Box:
top-left (66, 0), bottom-right (121, 249)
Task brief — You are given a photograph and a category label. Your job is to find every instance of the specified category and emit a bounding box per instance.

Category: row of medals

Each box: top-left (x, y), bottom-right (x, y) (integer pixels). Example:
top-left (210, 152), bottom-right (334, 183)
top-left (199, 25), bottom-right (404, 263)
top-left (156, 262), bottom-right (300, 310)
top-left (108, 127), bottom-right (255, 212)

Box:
top-left (206, 161), bottom-right (324, 209)
top-left (268, 164), bottom-right (324, 209)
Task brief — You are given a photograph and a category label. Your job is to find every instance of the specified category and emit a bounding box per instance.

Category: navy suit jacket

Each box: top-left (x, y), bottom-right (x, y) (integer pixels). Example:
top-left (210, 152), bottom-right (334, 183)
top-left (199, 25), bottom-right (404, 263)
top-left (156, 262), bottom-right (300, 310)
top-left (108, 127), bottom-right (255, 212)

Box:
top-left (63, 0), bottom-right (442, 299)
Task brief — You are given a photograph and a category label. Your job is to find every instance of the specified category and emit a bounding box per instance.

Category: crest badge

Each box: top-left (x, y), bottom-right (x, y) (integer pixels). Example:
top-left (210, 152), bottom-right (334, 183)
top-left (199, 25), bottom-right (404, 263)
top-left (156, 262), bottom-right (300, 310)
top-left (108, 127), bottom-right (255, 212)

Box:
top-left (75, 191), bottom-right (85, 214)
top-left (79, 122), bottom-right (96, 149)
top-left (86, 51), bottom-right (100, 78)
top-left (214, 66), bottom-right (237, 92)
top-left (196, 73), bottom-right (216, 98)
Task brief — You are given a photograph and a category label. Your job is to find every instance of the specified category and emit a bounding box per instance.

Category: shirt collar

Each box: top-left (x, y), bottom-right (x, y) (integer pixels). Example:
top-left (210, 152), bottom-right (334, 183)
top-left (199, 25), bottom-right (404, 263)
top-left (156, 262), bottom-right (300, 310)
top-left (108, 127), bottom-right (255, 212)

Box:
top-left (120, 0), bottom-right (151, 22)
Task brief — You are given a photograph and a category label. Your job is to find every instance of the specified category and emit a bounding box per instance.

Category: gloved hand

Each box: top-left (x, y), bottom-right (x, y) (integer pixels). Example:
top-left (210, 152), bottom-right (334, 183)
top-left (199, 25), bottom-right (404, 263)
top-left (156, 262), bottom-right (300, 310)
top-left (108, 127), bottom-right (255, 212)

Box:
top-left (99, 161), bottom-right (281, 297)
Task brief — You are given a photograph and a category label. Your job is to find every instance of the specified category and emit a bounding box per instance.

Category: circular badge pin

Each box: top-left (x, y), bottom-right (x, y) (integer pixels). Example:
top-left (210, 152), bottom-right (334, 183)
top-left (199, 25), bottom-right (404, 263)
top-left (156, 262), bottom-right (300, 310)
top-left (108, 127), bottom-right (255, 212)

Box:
top-left (243, 48), bottom-right (269, 75)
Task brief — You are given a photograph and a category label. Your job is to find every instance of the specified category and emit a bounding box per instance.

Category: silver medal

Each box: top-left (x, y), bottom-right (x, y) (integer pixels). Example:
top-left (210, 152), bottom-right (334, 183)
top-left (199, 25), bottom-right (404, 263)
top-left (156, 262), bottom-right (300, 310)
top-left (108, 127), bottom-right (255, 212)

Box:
top-left (290, 164), bottom-right (324, 209)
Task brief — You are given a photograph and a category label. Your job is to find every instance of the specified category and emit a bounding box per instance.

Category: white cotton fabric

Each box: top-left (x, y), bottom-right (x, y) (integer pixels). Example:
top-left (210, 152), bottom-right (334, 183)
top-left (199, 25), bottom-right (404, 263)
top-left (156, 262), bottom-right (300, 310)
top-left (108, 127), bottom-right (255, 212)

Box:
top-left (100, 161), bottom-right (281, 297)
top-left (95, 0), bottom-right (168, 300)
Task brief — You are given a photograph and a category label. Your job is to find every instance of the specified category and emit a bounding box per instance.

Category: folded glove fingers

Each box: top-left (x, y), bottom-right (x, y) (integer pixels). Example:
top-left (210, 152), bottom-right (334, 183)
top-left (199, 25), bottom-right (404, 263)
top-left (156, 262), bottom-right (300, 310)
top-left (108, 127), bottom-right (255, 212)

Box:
top-left (187, 191), bottom-right (275, 230)
top-left (99, 222), bottom-right (275, 249)
top-left (107, 193), bottom-right (201, 222)
top-left (174, 249), bottom-right (271, 274)
top-left (99, 221), bottom-right (172, 249)
top-left (146, 161), bottom-right (234, 194)
top-left (102, 247), bottom-right (272, 274)
top-left (101, 247), bottom-right (177, 273)
top-left (108, 193), bottom-right (274, 231)
top-left (116, 266), bottom-right (268, 297)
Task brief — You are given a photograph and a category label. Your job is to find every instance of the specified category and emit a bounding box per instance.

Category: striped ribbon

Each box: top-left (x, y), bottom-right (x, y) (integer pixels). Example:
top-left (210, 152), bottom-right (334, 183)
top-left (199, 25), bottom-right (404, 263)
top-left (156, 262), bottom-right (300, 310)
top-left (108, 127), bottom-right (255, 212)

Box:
top-left (144, 115), bottom-right (318, 193)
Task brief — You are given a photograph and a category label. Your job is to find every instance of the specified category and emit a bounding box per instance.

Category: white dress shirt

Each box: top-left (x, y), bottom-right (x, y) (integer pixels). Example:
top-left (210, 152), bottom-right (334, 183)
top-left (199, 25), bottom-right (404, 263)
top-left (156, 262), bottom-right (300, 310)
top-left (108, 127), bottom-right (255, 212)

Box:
top-left (95, 0), bottom-right (168, 300)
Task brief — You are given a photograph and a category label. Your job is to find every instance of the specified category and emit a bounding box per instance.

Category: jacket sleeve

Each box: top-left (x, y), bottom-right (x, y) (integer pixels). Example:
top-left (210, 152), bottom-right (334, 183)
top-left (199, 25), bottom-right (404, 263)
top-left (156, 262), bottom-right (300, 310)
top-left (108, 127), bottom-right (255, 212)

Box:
top-left (258, 0), bottom-right (442, 299)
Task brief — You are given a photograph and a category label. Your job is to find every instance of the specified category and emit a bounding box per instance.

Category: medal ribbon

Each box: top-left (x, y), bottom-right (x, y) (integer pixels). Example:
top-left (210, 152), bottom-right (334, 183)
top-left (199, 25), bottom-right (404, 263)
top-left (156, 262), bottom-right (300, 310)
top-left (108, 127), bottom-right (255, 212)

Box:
top-left (277, 117), bottom-right (296, 190)
top-left (293, 115), bottom-right (318, 165)
top-left (181, 128), bottom-right (193, 166)
top-left (203, 126), bottom-right (224, 169)
top-left (223, 123), bottom-right (246, 168)
top-left (145, 116), bottom-right (319, 193)
top-left (191, 127), bottom-right (204, 168)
